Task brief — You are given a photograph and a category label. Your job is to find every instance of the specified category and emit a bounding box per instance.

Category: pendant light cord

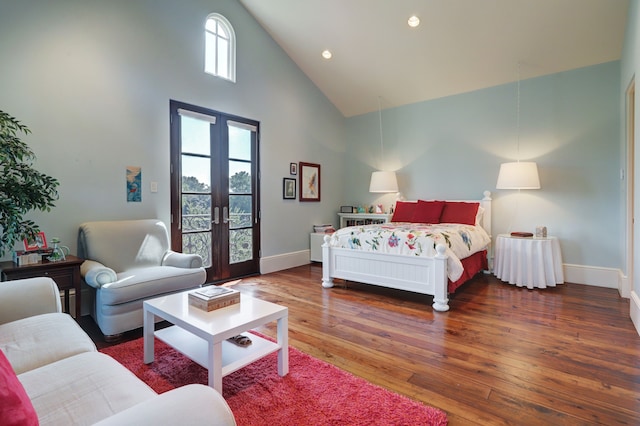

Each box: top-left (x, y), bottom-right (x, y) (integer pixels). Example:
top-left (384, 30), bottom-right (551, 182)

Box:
top-left (516, 61), bottom-right (521, 163)
top-left (378, 96), bottom-right (384, 162)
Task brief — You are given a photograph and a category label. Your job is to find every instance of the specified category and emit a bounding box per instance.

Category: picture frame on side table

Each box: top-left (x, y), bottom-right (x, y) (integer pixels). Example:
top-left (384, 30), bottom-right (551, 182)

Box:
top-left (299, 162), bottom-right (321, 202)
top-left (23, 231), bottom-right (47, 251)
top-left (283, 178), bottom-right (296, 199)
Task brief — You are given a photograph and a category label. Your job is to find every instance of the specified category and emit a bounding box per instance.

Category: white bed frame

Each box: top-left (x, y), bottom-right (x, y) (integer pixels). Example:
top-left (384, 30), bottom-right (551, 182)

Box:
top-left (321, 191), bottom-right (492, 312)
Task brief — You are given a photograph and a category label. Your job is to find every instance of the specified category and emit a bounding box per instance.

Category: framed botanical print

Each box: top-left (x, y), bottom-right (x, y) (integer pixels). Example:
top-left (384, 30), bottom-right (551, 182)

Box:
top-left (283, 178), bottom-right (296, 199)
top-left (299, 162), bottom-right (320, 202)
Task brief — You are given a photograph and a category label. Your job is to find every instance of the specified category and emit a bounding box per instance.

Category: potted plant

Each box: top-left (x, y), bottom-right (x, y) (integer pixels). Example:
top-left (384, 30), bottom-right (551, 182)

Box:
top-left (0, 110), bottom-right (59, 257)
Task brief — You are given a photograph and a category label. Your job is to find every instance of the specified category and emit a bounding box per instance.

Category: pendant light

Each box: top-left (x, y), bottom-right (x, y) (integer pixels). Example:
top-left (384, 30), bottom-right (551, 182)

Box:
top-left (496, 62), bottom-right (540, 190)
top-left (369, 97), bottom-right (399, 193)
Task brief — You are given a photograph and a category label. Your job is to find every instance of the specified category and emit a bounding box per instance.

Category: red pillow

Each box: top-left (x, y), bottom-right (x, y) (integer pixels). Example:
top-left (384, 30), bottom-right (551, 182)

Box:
top-left (440, 201), bottom-right (479, 225)
top-left (0, 350), bottom-right (38, 426)
top-left (391, 201), bottom-right (416, 222)
top-left (411, 200), bottom-right (445, 223)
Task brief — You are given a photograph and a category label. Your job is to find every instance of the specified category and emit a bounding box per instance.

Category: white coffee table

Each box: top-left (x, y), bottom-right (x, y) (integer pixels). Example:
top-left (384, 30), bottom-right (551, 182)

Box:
top-left (143, 291), bottom-right (288, 393)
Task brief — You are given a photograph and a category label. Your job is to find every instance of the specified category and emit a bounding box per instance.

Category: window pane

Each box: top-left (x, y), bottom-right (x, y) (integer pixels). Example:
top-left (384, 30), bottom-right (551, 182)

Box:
top-left (183, 231), bottom-right (212, 268)
top-left (217, 23), bottom-right (228, 39)
top-left (229, 195), bottom-right (252, 228)
top-left (181, 155), bottom-right (211, 192)
top-left (229, 229), bottom-right (252, 264)
top-left (205, 18), bottom-right (217, 33)
top-left (229, 160), bottom-right (251, 194)
top-left (217, 37), bottom-right (229, 79)
top-left (182, 194), bottom-right (211, 231)
top-left (181, 115), bottom-right (210, 155)
top-left (228, 125), bottom-right (251, 160)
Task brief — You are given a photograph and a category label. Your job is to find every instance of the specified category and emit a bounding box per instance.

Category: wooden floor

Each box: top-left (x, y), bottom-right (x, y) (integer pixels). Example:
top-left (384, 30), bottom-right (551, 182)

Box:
top-left (83, 264), bottom-right (640, 425)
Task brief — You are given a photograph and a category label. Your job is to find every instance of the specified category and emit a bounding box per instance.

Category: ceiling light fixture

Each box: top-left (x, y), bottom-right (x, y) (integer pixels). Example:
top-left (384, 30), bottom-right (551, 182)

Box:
top-left (369, 97), bottom-right (399, 193)
top-left (407, 16), bottom-right (420, 28)
top-left (321, 50), bottom-right (332, 59)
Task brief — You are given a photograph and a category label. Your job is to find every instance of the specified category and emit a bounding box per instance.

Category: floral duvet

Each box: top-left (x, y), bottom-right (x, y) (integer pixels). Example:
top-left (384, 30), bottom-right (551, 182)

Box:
top-left (328, 222), bottom-right (491, 282)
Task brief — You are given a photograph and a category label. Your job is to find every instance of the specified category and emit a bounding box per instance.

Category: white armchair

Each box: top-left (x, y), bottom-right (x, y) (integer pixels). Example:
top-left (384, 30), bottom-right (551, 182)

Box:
top-left (78, 219), bottom-right (206, 339)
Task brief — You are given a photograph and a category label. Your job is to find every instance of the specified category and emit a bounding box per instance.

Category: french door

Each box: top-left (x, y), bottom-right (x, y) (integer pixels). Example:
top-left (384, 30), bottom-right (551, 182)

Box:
top-left (169, 100), bottom-right (260, 283)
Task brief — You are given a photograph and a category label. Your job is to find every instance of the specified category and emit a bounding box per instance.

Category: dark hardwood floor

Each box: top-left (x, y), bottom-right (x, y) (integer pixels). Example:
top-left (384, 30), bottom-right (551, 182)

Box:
top-left (81, 264), bottom-right (640, 425)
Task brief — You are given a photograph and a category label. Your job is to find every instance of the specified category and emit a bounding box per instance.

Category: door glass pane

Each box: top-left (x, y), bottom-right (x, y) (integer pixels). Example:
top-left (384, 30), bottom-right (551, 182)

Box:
top-left (181, 115), bottom-right (211, 155)
top-left (182, 155), bottom-right (211, 192)
top-left (183, 231), bottom-right (212, 268)
top-left (229, 160), bottom-right (251, 194)
top-left (229, 229), bottom-right (252, 264)
top-left (229, 195), bottom-right (251, 229)
top-left (228, 125), bottom-right (251, 160)
top-left (182, 194), bottom-right (211, 231)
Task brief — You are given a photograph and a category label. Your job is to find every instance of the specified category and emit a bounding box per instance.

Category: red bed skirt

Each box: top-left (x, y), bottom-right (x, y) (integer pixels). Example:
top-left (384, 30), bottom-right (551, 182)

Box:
top-left (448, 250), bottom-right (488, 293)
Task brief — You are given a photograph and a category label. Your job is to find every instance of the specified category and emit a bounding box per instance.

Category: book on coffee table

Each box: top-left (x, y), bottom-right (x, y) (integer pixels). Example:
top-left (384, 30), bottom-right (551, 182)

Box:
top-left (189, 286), bottom-right (240, 311)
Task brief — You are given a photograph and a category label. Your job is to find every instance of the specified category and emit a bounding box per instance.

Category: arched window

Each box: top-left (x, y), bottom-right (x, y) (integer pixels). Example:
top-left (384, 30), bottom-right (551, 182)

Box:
top-left (205, 14), bottom-right (236, 82)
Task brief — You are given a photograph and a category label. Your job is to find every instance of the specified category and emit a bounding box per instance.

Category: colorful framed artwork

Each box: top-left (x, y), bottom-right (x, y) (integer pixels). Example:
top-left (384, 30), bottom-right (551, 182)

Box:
top-left (290, 162), bottom-right (297, 175)
top-left (299, 162), bottom-right (321, 202)
top-left (126, 166), bottom-right (142, 202)
top-left (24, 232), bottom-right (47, 251)
top-left (283, 178), bottom-right (296, 199)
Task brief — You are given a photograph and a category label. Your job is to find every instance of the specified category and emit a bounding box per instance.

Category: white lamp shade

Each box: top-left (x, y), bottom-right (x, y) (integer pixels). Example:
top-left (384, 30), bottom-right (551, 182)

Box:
top-left (496, 162), bottom-right (540, 189)
top-left (369, 171), bottom-right (399, 193)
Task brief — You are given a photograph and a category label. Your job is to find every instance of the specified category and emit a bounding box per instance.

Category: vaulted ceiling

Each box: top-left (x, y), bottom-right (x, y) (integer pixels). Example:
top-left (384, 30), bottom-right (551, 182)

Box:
top-left (239, 0), bottom-right (629, 117)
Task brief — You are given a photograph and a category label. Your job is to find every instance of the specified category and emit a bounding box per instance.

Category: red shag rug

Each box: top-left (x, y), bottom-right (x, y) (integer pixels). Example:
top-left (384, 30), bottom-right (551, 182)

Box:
top-left (101, 336), bottom-right (447, 426)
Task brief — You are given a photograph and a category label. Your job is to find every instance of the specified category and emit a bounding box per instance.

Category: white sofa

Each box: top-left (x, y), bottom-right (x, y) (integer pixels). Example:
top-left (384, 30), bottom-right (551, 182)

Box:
top-left (0, 277), bottom-right (236, 426)
top-left (78, 219), bottom-right (207, 339)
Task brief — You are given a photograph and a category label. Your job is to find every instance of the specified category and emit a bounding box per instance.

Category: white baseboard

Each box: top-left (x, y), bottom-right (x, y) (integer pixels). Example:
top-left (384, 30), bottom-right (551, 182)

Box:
top-left (563, 263), bottom-right (624, 292)
top-left (260, 250), bottom-right (311, 275)
top-left (631, 291), bottom-right (640, 336)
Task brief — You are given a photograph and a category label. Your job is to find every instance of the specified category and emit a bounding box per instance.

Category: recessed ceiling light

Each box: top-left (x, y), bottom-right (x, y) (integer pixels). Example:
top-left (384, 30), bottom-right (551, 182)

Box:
top-left (408, 15), bottom-right (420, 28)
top-left (321, 50), bottom-right (333, 59)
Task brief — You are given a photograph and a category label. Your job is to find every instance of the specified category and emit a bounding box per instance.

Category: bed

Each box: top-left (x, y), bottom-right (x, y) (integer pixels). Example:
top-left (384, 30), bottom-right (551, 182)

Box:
top-left (321, 191), bottom-right (492, 312)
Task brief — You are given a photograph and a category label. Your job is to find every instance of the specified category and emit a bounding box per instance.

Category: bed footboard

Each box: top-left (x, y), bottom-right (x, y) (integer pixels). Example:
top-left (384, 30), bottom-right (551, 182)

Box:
top-left (322, 235), bottom-right (450, 311)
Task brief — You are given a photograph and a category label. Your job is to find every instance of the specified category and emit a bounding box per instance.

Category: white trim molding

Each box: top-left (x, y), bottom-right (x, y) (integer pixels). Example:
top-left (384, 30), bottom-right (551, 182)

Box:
top-left (260, 250), bottom-right (311, 275)
top-left (631, 290), bottom-right (640, 336)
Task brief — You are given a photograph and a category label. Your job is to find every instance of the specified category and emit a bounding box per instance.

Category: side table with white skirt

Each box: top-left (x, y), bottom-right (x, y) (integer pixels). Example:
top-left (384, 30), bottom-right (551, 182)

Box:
top-left (493, 234), bottom-right (564, 289)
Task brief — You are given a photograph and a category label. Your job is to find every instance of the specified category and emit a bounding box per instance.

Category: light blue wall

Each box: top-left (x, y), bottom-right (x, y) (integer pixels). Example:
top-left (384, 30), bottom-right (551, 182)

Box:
top-left (345, 62), bottom-right (622, 269)
top-left (0, 0), bottom-right (346, 259)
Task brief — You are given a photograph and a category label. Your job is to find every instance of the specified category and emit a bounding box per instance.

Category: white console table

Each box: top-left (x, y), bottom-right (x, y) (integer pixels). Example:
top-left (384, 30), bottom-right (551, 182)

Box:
top-left (493, 234), bottom-right (564, 289)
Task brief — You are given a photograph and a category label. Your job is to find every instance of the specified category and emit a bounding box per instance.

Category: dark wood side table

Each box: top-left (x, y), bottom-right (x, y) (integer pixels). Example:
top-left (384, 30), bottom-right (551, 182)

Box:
top-left (0, 255), bottom-right (84, 318)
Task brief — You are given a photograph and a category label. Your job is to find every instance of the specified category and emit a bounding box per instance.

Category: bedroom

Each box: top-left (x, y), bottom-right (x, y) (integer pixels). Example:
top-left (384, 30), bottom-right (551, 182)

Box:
top-left (0, 0), bottom-right (638, 332)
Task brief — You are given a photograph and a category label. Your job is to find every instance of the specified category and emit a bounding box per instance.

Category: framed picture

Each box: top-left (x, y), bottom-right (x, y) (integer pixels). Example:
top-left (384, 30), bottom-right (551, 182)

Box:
top-left (24, 232), bottom-right (47, 251)
top-left (290, 162), bottom-right (297, 175)
top-left (283, 178), bottom-right (296, 199)
top-left (340, 206), bottom-right (354, 213)
top-left (299, 162), bottom-right (321, 202)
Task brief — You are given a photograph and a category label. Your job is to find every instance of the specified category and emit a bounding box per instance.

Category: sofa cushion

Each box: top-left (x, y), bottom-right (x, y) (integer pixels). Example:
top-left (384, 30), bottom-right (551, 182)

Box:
top-left (98, 266), bottom-right (206, 305)
top-left (0, 313), bottom-right (96, 375)
top-left (19, 352), bottom-right (157, 425)
top-left (0, 349), bottom-right (38, 426)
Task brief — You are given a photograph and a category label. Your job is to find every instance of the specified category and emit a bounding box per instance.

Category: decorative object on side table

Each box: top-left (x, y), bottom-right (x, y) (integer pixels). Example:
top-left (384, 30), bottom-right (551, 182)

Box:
top-left (48, 237), bottom-right (71, 262)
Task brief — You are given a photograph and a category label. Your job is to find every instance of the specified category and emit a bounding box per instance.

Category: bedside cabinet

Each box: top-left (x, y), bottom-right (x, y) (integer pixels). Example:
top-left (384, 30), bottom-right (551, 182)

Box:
top-left (310, 233), bottom-right (327, 262)
top-left (493, 234), bottom-right (564, 289)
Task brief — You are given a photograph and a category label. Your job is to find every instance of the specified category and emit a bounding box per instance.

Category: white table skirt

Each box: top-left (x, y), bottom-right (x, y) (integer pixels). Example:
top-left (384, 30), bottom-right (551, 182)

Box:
top-left (494, 234), bottom-right (564, 289)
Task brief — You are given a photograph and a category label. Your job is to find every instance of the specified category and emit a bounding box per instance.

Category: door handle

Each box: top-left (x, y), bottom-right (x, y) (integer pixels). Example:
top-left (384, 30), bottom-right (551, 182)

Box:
top-left (223, 206), bottom-right (229, 224)
top-left (213, 207), bottom-right (220, 225)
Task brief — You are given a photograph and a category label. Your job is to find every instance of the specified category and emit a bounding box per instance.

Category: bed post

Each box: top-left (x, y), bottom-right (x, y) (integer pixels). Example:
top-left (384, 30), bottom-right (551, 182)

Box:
top-left (481, 190), bottom-right (493, 272)
top-left (321, 234), bottom-right (334, 288)
top-left (432, 244), bottom-right (449, 312)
